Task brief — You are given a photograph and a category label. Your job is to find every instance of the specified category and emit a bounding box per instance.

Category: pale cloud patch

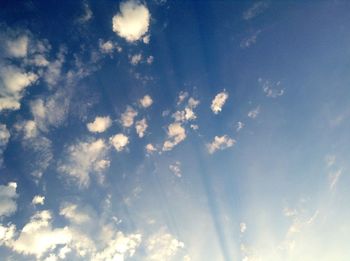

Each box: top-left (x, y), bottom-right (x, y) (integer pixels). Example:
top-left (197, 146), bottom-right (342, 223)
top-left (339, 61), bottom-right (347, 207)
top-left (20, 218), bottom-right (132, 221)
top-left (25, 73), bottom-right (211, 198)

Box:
top-left (325, 154), bottom-right (336, 167)
top-left (87, 116), bottom-right (112, 133)
top-left (99, 40), bottom-right (121, 54)
top-left (236, 121), bottom-right (244, 132)
top-left (5, 35), bottom-right (29, 58)
top-left (243, 1), bottom-right (269, 20)
top-left (0, 124), bottom-right (11, 166)
top-left (135, 118), bottom-right (148, 138)
top-left (329, 168), bottom-right (343, 190)
top-left (211, 91), bottom-right (229, 114)
top-left (146, 55), bottom-right (154, 64)
top-left (207, 135), bottom-right (235, 154)
top-left (59, 139), bottom-right (109, 187)
top-left (240, 222), bottom-right (247, 233)
top-left (169, 161), bottom-right (182, 178)
top-left (32, 195), bottom-right (45, 206)
top-left (110, 133), bottom-right (129, 152)
top-left (139, 95), bottom-right (153, 108)
top-left (162, 123), bottom-right (186, 151)
top-left (130, 53), bottom-right (142, 65)
top-left (112, 0), bottom-right (151, 42)
top-left (60, 203), bottom-right (91, 225)
top-left (240, 30), bottom-right (261, 49)
top-left (145, 143), bottom-right (157, 154)
top-left (177, 91), bottom-right (188, 105)
top-left (0, 182), bottom-right (18, 217)
top-left (78, 1), bottom-right (93, 23)
top-left (248, 106), bottom-right (260, 119)
top-left (259, 78), bottom-right (284, 98)
top-left (120, 106), bottom-right (138, 127)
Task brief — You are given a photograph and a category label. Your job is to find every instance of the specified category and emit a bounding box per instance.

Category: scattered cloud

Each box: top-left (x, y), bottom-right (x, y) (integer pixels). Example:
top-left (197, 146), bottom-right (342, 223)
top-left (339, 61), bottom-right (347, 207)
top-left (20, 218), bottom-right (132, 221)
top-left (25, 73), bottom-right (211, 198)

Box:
top-left (259, 78), bottom-right (284, 98)
top-left (112, 0), bottom-right (151, 42)
top-left (211, 91), bottom-right (229, 114)
top-left (240, 222), bottom-right (247, 233)
top-left (177, 91), bottom-right (189, 105)
top-left (0, 124), bottom-right (10, 166)
top-left (60, 203), bottom-right (91, 225)
top-left (207, 135), bottom-right (235, 154)
top-left (130, 53), bottom-right (142, 65)
top-left (32, 195), bottom-right (45, 206)
top-left (147, 55), bottom-right (154, 64)
top-left (162, 123), bottom-right (186, 151)
top-left (243, 1), bottom-right (269, 20)
top-left (78, 1), bottom-right (93, 23)
top-left (248, 106), bottom-right (260, 119)
top-left (139, 95), bottom-right (153, 108)
top-left (236, 121), bottom-right (244, 132)
top-left (329, 168), bottom-right (343, 190)
top-left (145, 143), bottom-right (157, 154)
top-left (169, 161), bottom-right (182, 178)
top-left (0, 182), bottom-right (18, 217)
top-left (121, 106), bottom-right (138, 127)
top-left (59, 139), bottom-right (110, 187)
top-left (110, 133), bottom-right (129, 152)
top-left (135, 118), bottom-right (148, 138)
top-left (87, 116), bottom-right (112, 133)
top-left (240, 30), bottom-right (261, 49)
top-left (99, 40), bottom-right (121, 54)
top-left (4, 35), bottom-right (29, 58)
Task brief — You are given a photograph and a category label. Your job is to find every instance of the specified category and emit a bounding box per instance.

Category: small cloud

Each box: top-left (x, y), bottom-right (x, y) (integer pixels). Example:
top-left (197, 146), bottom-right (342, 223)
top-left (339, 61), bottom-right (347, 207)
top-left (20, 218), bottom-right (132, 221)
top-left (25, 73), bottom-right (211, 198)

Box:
top-left (0, 182), bottom-right (18, 217)
top-left (135, 118), bottom-right (148, 138)
top-left (120, 106), bottom-right (138, 127)
top-left (162, 123), bottom-right (186, 151)
top-left (240, 30), bottom-right (261, 49)
top-left (169, 161), bottom-right (182, 178)
top-left (139, 95), bottom-right (153, 108)
top-left (145, 143), bottom-right (157, 154)
top-left (0, 124), bottom-right (11, 166)
top-left (143, 34), bottom-right (150, 44)
top-left (146, 55), bottom-right (154, 64)
top-left (87, 116), bottom-right (112, 133)
top-left (32, 195), bottom-right (45, 205)
top-left (248, 106), bottom-right (260, 119)
top-left (99, 40), bottom-right (120, 54)
top-left (177, 91), bottom-right (189, 105)
top-left (240, 222), bottom-right (247, 233)
top-left (5, 35), bottom-right (29, 58)
top-left (130, 53), bottom-right (142, 65)
top-left (243, 1), bottom-right (269, 20)
top-left (236, 121), bottom-right (244, 132)
top-left (211, 91), bottom-right (229, 114)
top-left (112, 0), bottom-right (151, 42)
top-left (329, 168), bottom-right (342, 190)
top-left (78, 1), bottom-right (93, 23)
top-left (259, 78), bottom-right (284, 98)
top-left (110, 133), bottom-right (129, 152)
top-left (207, 135), bottom-right (235, 154)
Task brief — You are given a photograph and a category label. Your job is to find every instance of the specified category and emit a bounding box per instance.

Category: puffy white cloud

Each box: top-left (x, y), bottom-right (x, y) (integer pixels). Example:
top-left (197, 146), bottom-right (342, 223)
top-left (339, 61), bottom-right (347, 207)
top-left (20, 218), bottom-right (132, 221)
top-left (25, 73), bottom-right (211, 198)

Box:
top-left (120, 106), bottom-right (138, 127)
top-left (0, 182), bottom-right (18, 217)
top-left (172, 97), bottom-right (200, 123)
top-left (5, 35), bottom-right (29, 58)
top-left (130, 53), bottom-right (142, 65)
top-left (207, 135), bottom-right (235, 154)
top-left (87, 116), bottom-right (112, 133)
top-left (259, 78), bottom-right (284, 98)
top-left (248, 106), bottom-right (260, 119)
top-left (0, 124), bottom-right (10, 166)
top-left (112, 0), bottom-right (151, 42)
top-left (110, 133), bottom-right (129, 152)
top-left (32, 195), bottom-right (45, 206)
top-left (5, 210), bottom-right (72, 258)
top-left (211, 91), bottom-right (228, 114)
top-left (139, 95), bottom-right (153, 108)
top-left (163, 123), bottom-right (186, 151)
top-left (243, 1), bottom-right (269, 20)
top-left (99, 40), bottom-right (114, 53)
top-left (135, 118), bottom-right (148, 138)
top-left (59, 139), bottom-right (109, 187)
top-left (146, 229), bottom-right (185, 261)
top-left (0, 65), bottom-right (38, 111)
top-left (169, 161), bottom-right (182, 178)
top-left (145, 143), bottom-right (157, 154)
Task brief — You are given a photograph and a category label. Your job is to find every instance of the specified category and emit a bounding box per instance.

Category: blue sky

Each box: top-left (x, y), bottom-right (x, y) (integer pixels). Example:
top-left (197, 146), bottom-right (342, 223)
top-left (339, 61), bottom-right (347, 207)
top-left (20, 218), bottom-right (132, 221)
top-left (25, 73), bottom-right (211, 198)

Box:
top-left (1, 0), bottom-right (350, 260)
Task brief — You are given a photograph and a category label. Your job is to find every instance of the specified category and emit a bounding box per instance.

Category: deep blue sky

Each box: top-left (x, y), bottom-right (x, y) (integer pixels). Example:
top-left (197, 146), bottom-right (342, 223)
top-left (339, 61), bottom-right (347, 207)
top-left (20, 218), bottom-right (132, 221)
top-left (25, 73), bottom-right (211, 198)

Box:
top-left (1, 1), bottom-right (350, 260)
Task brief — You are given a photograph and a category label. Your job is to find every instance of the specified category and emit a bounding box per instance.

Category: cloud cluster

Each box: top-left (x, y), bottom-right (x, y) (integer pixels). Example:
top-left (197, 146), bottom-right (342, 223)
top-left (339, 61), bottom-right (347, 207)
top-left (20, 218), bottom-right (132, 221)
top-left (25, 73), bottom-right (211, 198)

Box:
top-left (169, 161), bottom-right (182, 178)
top-left (112, 0), bottom-right (151, 42)
top-left (163, 123), bottom-right (186, 151)
top-left (207, 135), bottom-right (235, 154)
top-left (211, 91), bottom-right (228, 114)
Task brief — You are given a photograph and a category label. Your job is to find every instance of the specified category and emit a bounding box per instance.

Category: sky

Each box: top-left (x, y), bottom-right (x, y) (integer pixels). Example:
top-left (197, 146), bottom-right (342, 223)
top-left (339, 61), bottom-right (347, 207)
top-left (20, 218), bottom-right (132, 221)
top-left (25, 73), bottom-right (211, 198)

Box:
top-left (0, 0), bottom-right (350, 260)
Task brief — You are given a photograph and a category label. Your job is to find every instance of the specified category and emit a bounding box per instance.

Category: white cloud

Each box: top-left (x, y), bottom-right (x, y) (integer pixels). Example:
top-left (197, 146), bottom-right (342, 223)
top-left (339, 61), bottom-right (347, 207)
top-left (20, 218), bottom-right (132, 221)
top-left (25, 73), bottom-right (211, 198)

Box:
top-left (172, 97), bottom-right (200, 123)
top-left (162, 123), bottom-right (186, 151)
top-left (15, 120), bottom-right (38, 139)
top-left (99, 40), bottom-right (115, 54)
top-left (207, 135), bottom-right (235, 154)
top-left (87, 116), bottom-right (112, 133)
top-left (130, 53), bottom-right (142, 65)
top-left (236, 121), bottom-right (244, 132)
top-left (145, 143), bottom-right (157, 154)
top-left (177, 91), bottom-right (188, 105)
top-left (259, 78), bottom-right (284, 98)
top-left (59, 139), bottom-right (109, 187)
top-left (243, 1), bottom-right (269, 20)
top-left (240, 222), bottom-right (247, 233)
top-left (120, 106), bottom-right (138, 127)
top-left (112, 0), bottom-right (151, 42)
top-left (5, 35), bottom-right (29, 58)
top-left (78, 1), bottom-right (93, 23)
top-left (135, 118), bottom-right (148, 138)
top-left (60, 203), bottom-right (91, 225)
top-left (169, 161), bottom-right (182, 178)
top-left (0, 124), bottom-right (10, 166)
top-left (0, 65), bottom-right (38, 111)
top-left (4, 210), bottom-right (72, 258)
top-left (146, 229), bottom-right (185, 261)
top-left (248, 106), bottom-right (260, 119)
top-left (0, 182), bottom-right (18, 217)
top-left (147, 55), bottom-right (154, 64)
top-left (139, 95), bottom-right (153, 108)
top-left (211, 91), bottom-right (228, 114)
top-left (110, 133), bottom-right (129, 152)
top-left (32, 195), bottom-right (45, 206)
